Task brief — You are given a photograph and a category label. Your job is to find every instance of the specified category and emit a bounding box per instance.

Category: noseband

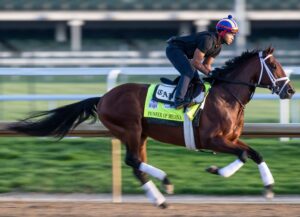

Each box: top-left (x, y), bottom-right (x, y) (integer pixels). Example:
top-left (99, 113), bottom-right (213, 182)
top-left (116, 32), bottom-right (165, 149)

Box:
top-left (258, 51), bottom-right (290, 95)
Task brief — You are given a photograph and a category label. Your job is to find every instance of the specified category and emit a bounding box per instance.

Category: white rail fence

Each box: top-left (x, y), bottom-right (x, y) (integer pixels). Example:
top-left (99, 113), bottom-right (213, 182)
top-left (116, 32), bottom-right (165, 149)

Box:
top-left (1, 67), bottom-right (300, 124)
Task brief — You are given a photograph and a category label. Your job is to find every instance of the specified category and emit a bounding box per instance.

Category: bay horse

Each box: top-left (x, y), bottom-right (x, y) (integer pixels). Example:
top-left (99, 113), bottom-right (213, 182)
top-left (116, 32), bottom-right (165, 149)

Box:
top-left (8, 47), bottom-right (295, 208)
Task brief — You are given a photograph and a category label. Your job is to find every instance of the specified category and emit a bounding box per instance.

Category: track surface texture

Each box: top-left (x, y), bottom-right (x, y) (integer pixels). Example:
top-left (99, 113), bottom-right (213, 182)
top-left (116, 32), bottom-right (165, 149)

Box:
top-left (0, 194), bottom-right (300, 217)
top-left (0, 202), bottom-right (300, 217)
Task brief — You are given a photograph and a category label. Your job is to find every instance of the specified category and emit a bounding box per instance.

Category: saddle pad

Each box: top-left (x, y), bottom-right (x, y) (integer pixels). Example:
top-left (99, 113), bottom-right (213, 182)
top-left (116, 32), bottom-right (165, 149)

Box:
top-left (144, 84), bottom-right (204, 123)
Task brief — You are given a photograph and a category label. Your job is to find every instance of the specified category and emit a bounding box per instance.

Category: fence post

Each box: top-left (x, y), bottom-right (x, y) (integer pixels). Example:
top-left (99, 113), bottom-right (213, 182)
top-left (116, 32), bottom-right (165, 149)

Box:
top-left (112, 138), bottom-right (122, 203)
top-left (107, 69), bottom-right (121, 91)
top-left (280, 99), bottom-right (290, 142)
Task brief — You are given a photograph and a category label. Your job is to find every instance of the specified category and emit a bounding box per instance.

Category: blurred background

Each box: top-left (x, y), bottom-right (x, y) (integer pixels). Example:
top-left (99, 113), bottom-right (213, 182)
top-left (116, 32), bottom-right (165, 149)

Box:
top-left (0, 0), bottom-right (299, 122)
top-left (0, 0), bottom-right (299, 67)
top-left (0, 0), bottom-right (300, 196)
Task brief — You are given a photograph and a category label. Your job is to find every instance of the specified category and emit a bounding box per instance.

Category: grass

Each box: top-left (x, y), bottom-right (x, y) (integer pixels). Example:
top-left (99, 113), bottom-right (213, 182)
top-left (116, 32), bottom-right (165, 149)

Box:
top-left (0, 137), bottom-right (299, 195)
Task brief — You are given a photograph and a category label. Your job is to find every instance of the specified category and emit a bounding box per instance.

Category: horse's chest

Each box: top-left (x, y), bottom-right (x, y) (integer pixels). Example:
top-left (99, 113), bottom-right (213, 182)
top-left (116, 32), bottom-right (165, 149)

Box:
top-left (223, 120), bottom-right (243, 140)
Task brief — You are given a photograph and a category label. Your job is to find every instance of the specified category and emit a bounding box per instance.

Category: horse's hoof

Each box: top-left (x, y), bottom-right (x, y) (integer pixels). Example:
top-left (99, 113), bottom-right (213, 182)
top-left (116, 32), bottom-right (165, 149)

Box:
top-left (206, 166), bottom-right (219, 175)
top-left (162, 177), bottom-right (174, 194)
top-left (158, 202), bottom-right (168, 209)
top-left (263, 185), bottom-right (274, 199)
top-left (164, 184), bottom-right (174, 194)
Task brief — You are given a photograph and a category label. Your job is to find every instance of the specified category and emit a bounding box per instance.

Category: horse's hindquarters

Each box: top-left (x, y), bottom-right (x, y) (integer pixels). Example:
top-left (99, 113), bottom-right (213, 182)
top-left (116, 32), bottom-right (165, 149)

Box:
top-left (97, 83), bottom-right (148, 141)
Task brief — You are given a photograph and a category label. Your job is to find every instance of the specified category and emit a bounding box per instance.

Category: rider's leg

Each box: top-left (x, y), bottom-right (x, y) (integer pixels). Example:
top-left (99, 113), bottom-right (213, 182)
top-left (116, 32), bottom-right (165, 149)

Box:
top-left (174, 75), bottom-right (192, 108)
top-left (166, 45), bottom-right (195, 109)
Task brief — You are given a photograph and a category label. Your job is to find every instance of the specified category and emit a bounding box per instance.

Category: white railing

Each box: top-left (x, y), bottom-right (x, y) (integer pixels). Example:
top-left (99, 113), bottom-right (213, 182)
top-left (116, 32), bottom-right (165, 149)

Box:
top-left (0, 50), bottom-right (299, 66)
top-left (0, 67), bottom-right (299, 124)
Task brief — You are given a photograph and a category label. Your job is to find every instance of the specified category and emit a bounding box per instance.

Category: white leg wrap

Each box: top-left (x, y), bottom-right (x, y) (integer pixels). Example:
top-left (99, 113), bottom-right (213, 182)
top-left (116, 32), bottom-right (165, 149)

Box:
top-left (218, 159), bottom-right (244, 178)
top-left (139, 162), bottom-right (166, 180)
top-left (258, 162), bottom-right (274, 186)
top-left (142, 180), bottom-right (166, 206)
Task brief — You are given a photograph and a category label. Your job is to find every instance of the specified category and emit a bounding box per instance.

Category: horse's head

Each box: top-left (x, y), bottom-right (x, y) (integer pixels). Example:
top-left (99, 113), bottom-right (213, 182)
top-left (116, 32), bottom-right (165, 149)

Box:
top-left (256, 47), bottom-right (295, 99)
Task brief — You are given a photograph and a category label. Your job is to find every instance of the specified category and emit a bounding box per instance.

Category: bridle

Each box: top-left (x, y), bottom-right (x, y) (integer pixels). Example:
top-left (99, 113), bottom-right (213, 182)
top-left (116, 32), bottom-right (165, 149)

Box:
top-left (207, 51), bottom-right (290, 107)
top-left (209, 52), bottom-right (289, 93)
top-left (258, 51), bottom-right (290, 95)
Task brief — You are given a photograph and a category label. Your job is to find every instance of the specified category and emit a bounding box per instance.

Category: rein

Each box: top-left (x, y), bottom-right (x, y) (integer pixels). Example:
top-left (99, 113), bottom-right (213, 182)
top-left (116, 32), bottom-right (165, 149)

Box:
top-left (209, 72), bottom-right (270, 89)
top-left (209, 75), bottom-right (271, 89)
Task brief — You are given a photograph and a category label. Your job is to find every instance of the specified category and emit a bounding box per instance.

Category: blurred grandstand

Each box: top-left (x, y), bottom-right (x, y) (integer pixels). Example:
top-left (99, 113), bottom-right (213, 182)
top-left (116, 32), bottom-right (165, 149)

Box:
top-left (0, 0), bottom-right (299, 67)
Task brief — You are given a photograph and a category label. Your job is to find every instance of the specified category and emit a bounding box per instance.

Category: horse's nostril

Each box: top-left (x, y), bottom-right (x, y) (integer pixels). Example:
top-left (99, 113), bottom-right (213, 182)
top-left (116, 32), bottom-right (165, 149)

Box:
top-left (288, 88), bottom-right (295, 95)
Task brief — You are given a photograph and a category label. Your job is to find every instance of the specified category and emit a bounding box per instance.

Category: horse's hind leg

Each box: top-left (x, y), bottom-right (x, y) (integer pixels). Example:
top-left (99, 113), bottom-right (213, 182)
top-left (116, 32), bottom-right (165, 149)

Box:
top-left (132, 136), bottom-right (148, 185)
top-left (124, 132), bottom-right (168, 208)
top-left (136, 136), bottom-right (174, 195)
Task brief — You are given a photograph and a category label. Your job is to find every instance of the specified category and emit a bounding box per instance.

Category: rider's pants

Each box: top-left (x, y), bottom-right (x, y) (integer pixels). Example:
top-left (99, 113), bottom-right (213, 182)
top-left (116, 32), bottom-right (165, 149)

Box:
top-left (166, 44), bottom-right (199, 100)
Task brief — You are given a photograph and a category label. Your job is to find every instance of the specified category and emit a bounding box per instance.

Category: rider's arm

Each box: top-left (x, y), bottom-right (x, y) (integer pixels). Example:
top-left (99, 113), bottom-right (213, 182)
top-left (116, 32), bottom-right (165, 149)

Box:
top-left (191, 48), bottom-right (211, 75)
top-left (203, 56), bottom-right (214, 72)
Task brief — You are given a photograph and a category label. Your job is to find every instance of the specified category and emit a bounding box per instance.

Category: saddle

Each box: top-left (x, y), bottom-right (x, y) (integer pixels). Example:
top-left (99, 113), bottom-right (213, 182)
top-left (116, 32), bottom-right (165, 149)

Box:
top-left (153, 76), bottom-right (205, 106)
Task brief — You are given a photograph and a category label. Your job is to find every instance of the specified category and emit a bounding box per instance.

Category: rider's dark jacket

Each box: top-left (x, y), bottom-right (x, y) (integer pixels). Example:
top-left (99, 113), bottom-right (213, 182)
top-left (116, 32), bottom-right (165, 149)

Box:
top-left (167, 31), bottom-right (222, 59)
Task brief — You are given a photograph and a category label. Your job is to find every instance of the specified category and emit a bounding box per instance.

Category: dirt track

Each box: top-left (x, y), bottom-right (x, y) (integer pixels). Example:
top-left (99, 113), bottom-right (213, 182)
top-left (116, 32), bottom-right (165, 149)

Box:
top-left (0, 202), bottom-right (300, 217)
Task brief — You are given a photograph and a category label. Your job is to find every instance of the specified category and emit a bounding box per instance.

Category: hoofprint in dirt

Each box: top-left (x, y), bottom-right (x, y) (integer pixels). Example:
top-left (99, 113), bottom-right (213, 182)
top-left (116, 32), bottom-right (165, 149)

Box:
top-left (0, 202), bottom-right (300, 217)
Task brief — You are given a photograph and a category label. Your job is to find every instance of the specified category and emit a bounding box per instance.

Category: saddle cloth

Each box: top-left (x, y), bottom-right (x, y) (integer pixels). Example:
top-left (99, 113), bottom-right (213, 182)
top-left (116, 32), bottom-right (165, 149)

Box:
top-left (144, 83), bottom-right (211, 151)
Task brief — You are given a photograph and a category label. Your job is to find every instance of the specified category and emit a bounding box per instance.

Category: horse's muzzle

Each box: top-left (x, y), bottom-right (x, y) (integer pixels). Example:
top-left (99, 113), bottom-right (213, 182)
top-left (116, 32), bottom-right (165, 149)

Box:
top-left (279, 85), bottom-right (295, 99)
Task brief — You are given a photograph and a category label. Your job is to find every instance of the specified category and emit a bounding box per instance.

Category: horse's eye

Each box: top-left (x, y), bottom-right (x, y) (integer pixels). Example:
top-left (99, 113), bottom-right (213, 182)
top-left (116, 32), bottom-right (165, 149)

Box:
top-left (271, 64), bottom-right (277, 69)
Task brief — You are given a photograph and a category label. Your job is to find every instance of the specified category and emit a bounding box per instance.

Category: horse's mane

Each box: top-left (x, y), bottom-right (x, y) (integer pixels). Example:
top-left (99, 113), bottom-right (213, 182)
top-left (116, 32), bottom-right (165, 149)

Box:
top-left (212, 49), bottom-right (259, 77)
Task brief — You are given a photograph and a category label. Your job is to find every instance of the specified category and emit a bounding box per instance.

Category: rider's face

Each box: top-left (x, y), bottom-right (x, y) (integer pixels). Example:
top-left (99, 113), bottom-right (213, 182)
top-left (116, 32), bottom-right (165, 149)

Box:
top-left (223, 32), bottom-right (235, 45)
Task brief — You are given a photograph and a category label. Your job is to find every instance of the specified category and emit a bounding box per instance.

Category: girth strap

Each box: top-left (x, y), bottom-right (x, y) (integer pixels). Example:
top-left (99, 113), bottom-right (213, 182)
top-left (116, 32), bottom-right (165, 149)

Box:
top-left (183, 113), bottom-right (197, 150)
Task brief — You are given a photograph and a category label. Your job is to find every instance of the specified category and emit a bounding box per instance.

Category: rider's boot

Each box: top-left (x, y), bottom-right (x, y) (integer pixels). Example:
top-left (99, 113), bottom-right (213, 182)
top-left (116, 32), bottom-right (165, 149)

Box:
top-left (174, 75), bottom-right (191, 109)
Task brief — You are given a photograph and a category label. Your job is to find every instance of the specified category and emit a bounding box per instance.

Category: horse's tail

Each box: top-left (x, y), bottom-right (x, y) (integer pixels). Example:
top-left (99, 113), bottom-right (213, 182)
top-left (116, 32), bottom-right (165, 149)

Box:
top-left (7, 97), bottom-right (101, 139)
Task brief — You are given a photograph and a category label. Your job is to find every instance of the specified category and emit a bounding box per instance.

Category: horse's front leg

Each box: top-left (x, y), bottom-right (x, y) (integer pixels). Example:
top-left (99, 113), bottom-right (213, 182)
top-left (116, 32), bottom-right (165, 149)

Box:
top-left (205, 138), bottom-right (274, 199)
top-left (235, 140), bottom-right (275, 199)
top-left (205, 136), bottom-right (248, 177)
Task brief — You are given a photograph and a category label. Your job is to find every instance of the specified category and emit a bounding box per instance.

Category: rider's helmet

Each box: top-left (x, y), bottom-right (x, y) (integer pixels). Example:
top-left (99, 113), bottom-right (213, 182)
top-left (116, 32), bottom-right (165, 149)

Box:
top-left (216, 15), bottom-right (239, 36)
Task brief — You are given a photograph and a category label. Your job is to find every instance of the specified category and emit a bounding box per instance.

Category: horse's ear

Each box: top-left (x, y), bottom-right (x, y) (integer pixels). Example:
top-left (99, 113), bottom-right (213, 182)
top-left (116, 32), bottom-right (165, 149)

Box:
top-left (264, 46), bottom-right (274, 55)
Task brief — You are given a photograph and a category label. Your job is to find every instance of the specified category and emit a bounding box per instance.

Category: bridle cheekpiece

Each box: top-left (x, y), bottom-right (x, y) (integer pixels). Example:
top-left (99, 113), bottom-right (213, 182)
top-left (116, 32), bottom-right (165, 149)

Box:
top-left (258, 51), bottom-right (289, 94)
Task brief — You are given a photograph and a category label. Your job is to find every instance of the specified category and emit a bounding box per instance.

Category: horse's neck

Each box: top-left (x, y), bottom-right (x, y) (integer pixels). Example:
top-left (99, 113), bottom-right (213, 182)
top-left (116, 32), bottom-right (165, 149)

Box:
top-left (217, 59), bottom-right (259, 106)
top-left (205, 85), bottom-right (245, 131)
